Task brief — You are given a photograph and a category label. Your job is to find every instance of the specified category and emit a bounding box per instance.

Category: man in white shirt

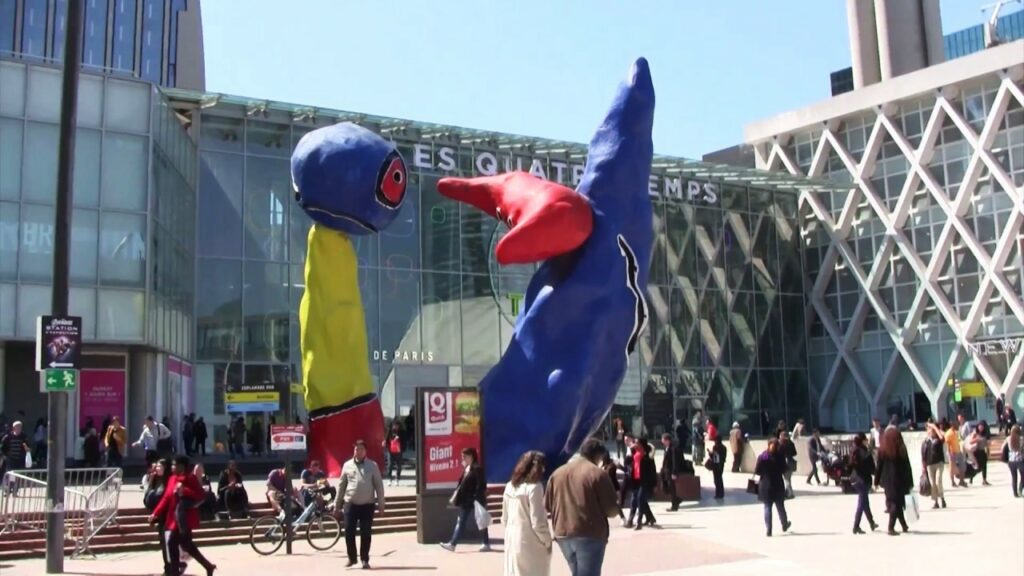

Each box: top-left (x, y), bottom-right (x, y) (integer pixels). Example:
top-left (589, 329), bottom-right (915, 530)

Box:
top-left (337, 440), bottom-right (385, 570)
top-left (132, 416), bottom-right (164, 464)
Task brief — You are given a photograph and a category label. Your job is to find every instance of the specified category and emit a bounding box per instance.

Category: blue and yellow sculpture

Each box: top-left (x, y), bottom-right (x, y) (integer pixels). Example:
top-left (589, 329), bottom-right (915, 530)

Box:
top-left (439, 58), bottom-right (655, 481)
top-left (291, 123), bottom-right (407, 475)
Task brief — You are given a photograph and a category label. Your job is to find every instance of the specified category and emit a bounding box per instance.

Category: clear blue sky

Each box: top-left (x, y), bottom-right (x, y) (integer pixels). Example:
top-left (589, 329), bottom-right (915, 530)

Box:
top-left (202, 1), bottom-right (1011, 159)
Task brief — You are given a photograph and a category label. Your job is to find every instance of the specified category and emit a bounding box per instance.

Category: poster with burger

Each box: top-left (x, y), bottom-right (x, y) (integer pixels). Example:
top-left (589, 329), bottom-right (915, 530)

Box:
top-left (420, 388), bottom-right (482, 492)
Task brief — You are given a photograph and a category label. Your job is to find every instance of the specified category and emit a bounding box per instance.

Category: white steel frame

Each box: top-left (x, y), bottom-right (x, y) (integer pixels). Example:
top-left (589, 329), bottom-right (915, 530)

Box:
top-left (754, 73), bottom-right (1024, 422)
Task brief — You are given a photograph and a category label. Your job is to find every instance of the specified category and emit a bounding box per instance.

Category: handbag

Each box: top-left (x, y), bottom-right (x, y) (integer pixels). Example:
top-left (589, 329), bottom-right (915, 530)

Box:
top-left (746, 476), bottom-right (759, 495)
top-left (918, 470), bottom-right (931, 498)
top-left (904, 493), bottom-right (920, 523)
top-left (473, 501), bottom-right (492, 530)
top-left (1002, 443), bottom-right (1010, 464)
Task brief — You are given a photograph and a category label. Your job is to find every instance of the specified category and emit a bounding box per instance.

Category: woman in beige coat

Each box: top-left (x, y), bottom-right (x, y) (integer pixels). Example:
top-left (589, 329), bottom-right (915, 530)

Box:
top-left (501, 450), bottom-right (552, 576)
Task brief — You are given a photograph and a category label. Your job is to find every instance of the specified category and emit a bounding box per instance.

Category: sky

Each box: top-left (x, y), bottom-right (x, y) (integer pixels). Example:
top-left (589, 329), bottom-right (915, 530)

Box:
top-left (201, 1), bottom-right (1012, 160)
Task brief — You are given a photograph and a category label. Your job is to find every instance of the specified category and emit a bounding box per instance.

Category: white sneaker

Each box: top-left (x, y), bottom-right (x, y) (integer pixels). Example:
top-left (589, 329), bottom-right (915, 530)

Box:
top-left (479, 545), bottom-right (491, 552)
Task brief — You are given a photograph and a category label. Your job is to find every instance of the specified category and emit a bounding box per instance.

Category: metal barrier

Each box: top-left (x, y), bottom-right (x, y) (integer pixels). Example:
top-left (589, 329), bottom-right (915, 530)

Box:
top-left (0, 467), bottom-right (123, 557)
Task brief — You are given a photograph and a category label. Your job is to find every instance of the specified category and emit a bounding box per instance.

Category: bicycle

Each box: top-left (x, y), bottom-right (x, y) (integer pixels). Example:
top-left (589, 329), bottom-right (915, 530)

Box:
top-left (249, 486), bottom-right (341, 555)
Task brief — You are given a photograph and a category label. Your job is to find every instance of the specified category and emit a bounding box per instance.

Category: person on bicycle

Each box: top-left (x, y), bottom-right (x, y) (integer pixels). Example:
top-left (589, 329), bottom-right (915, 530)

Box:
top-left (266, 466), bottom-right (294, 515)
top-left (300, 460), bottom-right (336, 508)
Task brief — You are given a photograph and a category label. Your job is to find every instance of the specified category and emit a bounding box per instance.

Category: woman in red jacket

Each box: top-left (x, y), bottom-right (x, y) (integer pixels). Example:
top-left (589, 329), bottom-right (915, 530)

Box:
top-left (150, 455), bottom-right (216, 576)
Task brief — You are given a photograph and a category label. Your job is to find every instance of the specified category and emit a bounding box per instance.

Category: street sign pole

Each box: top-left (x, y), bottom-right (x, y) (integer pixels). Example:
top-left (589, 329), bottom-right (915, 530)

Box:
top-left (46, 1), bottom-right (83, 572)
top-left (282, 386), bottom-right (293, 555)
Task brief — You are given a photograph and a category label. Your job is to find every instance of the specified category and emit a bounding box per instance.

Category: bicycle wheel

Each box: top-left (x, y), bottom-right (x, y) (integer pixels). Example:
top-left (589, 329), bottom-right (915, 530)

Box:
top-left (249, 515), bottom-right (286, 556)
top-left (305, 512), bottom-right (342, 551)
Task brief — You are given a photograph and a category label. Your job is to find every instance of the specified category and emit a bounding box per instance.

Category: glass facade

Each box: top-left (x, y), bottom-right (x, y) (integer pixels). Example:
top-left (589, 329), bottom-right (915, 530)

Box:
top-left (188, 102), bottom-right (808, 441)
top-left (755, 71), bottom-right (1024, 430)
top-left (0, 0), bottom-right (200, 88)
top-left (944, 9), bottom-right (1024, 60)
top-left (0, 59), bottom-right (195, 353)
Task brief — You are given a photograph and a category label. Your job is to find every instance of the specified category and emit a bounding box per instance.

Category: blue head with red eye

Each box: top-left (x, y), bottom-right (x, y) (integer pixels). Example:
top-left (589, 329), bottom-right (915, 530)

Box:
top-left (291, 122), bottom-right (407, 235)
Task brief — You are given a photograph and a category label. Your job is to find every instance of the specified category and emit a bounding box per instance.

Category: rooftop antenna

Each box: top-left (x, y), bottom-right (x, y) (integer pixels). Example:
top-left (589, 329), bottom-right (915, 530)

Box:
top-left (981, 0), bottom-right (1022, 48)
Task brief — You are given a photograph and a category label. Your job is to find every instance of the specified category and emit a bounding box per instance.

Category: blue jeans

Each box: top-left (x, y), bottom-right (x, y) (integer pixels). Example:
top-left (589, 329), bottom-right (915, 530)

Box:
top-left (556, 537), bottom-right (607, 576)
top-left (447, 505), bottom-right (490, 548)
top-left (628, 485), bottom-right (655, 525)
top-left (852, 478), bottom-right (875, 529)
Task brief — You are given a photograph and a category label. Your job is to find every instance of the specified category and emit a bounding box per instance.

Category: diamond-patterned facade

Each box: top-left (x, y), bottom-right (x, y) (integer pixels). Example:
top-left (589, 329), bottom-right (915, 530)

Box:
top-left (751, 66), bottom-right (1024, 429)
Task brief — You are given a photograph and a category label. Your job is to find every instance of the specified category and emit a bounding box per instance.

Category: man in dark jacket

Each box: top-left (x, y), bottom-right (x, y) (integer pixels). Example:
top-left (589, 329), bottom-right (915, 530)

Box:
top-left (660, 433), bottom-right (685, 511)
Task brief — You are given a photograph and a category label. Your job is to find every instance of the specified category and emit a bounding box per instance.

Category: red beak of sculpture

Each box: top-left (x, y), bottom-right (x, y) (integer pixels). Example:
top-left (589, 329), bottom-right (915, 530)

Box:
top-left (438, 173), bottom-right (594, 265)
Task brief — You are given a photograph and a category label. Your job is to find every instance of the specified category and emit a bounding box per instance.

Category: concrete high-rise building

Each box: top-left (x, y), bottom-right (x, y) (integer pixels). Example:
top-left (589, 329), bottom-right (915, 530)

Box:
top-left (0, 0), bottom-right (204, 90)
top-left (748, 1), bottom-right (1024, 429)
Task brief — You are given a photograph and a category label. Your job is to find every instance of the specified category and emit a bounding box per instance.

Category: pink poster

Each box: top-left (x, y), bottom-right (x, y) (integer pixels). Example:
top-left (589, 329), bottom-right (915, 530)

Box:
top-left (79, 370), bottom-right (127, 429)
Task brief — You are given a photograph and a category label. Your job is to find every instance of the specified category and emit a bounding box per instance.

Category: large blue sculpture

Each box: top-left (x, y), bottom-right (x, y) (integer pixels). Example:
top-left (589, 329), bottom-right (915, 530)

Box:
top-left (438, 58), bottom-right (654, 481)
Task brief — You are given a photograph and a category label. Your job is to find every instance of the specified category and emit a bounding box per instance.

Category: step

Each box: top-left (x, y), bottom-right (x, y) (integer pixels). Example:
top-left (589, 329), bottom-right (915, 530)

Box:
top-left (0, 516), bottom-right (501, 561)
top-left (0, 499), bottom-right (502, 560)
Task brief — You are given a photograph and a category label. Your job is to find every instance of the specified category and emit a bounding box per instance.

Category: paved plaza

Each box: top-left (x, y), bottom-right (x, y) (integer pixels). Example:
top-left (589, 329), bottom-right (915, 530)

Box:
top-left (4, 460), bottom-right (1021, 576)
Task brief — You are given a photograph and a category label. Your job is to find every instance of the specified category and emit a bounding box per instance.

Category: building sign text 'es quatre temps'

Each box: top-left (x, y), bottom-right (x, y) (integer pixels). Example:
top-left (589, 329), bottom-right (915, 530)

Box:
top-left (409, 144), bottom-right (720, 205)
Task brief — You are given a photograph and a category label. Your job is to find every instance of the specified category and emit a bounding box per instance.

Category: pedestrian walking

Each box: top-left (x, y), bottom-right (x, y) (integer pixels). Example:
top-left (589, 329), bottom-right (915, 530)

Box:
top-left (230, 417), bottom-right (246, 459)
top-left (156, 417), bottom-right (174, 457)
top-left (614, 419), bottom-right (626, 461)
top-left (806, 429), bottom-right (824, 485)
top-left (921, 420), bottom-right (947, 508)
top-left (83, 426), bottom-right (102, 467)
top-left (441, 447), bottom-right (491, 552)
top-left (600, 454), bottom-right (625, 523)
top-left (337, 440), bottom-right (386, 569)
top-left (755, 439), bottom-right (792, 537)
top-left (545, 438), bottom-right (620, 576)
top-left (791, 419), bottom-right (806, 440)
top-left (691, 411), bottom-right (706, 463)
top-left (143, 459), bottom-right (179, 576)
top-left (968, 421), bottom-right (992, 486)
top-left (182, 414), bottom-right (195, 456)
top-left (31, 418), bottom-right (47, 466)
top-left (502, 451), bottom-right (552, 576)
top-left (659, 433), bottom-right (684, 511)
top-left (386, 422), bottom-right (403, 485)
top-left (0, 421), bottom-right (30, 475)
top-left (132, 417), bottom-right (162, 465)
top-left (848, 433), bottom-right (878, 534)
top-left (729, 422), bottom-right (744, 473)
top-left (193, 417), bottom-right (208, 457)
top-left (943, 418), bottom-right (967, 487)
top-left (875, 426), bottom-right (913, 536)
top-left (626, 440), bottom-right (657, 529)
top-left (150, 455), bottom-right (217, 576)
top-left (1000, 424), bottom-right (1023, 497)
top-left (778, 431), bottom-right (798, 499)
top-left (708, 434), bottom-right (727, 499)
top-left (103, 416), bottom-right (126, 467)
top-left (996, 394), bottom-right (1007, 435)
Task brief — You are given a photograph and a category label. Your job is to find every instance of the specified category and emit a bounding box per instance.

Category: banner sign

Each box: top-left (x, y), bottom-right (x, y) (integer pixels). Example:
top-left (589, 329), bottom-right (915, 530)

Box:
top-left (417, 387), bottom-right (482, 493)
top-left (225, 379), bottom-right (281, 413)
top-left (36, 315), bottom-right (82, 370)
top-left (79, 370), bottom-right (127, 429)
top-left (270, 424), bottom-right (307, 452)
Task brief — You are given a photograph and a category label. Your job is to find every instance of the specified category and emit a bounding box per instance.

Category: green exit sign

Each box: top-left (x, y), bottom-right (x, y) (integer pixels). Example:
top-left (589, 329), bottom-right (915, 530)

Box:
top-left (44, 368), bottom-right (77, 392)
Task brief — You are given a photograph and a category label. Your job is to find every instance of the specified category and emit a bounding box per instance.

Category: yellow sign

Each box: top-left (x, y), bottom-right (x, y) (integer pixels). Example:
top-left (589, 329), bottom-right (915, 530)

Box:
top-left (961, 381), bottom-right (986, 398)
top-left (225, 392), bottom-right (280, 403)
top-left (290, 382), bottom-right (304, 394)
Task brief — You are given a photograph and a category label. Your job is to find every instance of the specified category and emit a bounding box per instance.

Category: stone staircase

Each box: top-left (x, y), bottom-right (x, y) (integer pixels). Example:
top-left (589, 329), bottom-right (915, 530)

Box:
top-left (0, 490), bottom-right (502, 561)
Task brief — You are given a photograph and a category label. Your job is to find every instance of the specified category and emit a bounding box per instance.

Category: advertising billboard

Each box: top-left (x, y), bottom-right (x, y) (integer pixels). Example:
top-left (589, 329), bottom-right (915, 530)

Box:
top-left (417, 387), bottom-right (482, 493)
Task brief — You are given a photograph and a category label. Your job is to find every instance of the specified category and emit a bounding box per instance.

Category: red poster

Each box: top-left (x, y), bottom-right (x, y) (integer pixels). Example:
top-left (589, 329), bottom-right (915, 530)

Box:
top-left (79, 370), bottom-right (127, 430)
top-left (421, 389), bottom-right (481, 491)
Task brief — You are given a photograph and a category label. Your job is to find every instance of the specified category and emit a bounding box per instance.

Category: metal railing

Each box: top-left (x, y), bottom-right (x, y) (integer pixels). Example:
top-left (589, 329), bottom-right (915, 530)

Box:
top-left (0, 467), bottom-right (123, 557)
